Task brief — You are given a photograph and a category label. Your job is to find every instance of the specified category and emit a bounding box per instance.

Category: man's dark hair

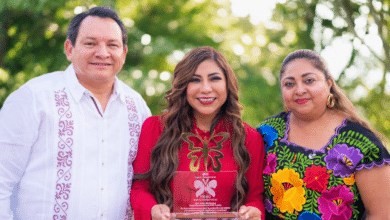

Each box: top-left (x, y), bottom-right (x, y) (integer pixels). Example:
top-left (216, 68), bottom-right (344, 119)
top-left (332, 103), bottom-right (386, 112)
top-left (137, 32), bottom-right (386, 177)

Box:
top-left (67, 7), bottom-right (128, 47)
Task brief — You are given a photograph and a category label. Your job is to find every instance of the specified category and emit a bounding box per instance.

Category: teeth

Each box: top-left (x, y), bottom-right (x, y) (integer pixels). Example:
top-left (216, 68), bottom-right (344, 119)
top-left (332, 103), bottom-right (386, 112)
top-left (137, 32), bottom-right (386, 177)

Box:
top-left (199, 98), bottom-right (215, 102)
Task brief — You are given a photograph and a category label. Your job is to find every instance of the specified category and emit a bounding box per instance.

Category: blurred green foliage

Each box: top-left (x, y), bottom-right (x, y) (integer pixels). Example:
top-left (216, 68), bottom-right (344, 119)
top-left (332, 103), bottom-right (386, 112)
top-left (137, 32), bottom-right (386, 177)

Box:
top-left (1, 0), bottom-right (389, 140)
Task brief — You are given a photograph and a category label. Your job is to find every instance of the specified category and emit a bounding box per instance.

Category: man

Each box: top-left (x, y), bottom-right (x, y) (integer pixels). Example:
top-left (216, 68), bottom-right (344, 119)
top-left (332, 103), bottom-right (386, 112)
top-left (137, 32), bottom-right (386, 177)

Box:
top-left (0, 7), bottom-right (151, 219)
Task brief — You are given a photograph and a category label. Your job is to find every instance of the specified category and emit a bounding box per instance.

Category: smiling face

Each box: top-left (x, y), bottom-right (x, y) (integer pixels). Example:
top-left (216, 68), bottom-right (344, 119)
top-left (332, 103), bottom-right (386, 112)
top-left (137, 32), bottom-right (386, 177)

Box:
top-left (186, 59), bottom-right (228, 123)
top-left (65, 16), bottom-right (128, 90)
top-left (281, 58), bottom-right (332, 120)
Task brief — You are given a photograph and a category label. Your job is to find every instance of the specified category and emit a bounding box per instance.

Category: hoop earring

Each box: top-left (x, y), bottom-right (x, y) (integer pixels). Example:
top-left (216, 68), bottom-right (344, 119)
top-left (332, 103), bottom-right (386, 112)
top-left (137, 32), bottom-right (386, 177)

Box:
top-left (327, 93), bottom-right (335, 108)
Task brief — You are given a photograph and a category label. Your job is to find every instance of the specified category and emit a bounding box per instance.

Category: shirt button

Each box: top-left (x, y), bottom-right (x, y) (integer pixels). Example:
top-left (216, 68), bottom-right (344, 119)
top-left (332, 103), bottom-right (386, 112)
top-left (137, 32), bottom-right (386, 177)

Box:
top-left (101, 188), bottom-right (104, 191)
top-left (102, 162), bottom-right (104, 166)
top-left (101, 213), bottom-right (104, 217)
top-left (102, 139), bottom-right (105, 143)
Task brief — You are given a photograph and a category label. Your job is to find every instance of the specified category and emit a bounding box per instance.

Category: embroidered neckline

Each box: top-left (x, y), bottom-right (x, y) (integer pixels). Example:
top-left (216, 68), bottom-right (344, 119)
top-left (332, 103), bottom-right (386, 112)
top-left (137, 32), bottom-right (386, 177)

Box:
top-left (281, 112), bottom-right (348, 153)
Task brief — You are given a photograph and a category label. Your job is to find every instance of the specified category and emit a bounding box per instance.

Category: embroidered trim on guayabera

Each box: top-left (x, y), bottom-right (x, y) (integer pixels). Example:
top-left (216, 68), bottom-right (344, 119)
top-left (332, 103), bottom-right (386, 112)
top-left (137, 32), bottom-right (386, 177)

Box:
top-left (125, 97), bottom-right (141, 219)
top-left (53, 88), bottom-right (74, 220)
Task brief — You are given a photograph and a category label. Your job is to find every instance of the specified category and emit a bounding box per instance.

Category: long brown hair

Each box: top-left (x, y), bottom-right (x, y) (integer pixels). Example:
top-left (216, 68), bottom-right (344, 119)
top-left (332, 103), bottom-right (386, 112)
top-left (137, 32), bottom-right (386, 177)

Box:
top-left (135, 46), bottom-right (250, 210)
top-left (280, 49), bottom-right (387, 145)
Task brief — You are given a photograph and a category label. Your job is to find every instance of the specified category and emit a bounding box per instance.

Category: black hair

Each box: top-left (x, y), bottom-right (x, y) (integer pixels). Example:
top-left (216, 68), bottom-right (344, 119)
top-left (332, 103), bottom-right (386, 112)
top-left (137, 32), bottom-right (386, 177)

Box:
top-left (67, 7), bottom-right (127, 47)
top-left (279, 49), bottom-right (330, 81)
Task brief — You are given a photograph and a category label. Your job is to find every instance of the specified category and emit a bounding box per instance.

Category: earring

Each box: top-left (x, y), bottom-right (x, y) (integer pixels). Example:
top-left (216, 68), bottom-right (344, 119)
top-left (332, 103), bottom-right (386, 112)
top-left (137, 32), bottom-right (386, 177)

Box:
top-left (284, 105), bottom-right (289, 113)
top-left (327, 93), bottom-right (335, 108)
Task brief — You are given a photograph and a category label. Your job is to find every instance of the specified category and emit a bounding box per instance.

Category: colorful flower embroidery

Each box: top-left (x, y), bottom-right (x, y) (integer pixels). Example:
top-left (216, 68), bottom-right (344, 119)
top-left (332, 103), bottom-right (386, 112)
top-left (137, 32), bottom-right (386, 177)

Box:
top-left (303, 165), bottom-right (330, 192)
top-left (259, 113), bottom-right (390, 220)
top-left (343, 174), bottom-right (355, 186)
top-left (324, 144), bottom-right (363, 178)
top-left (298, 211), bottom-right (321, 220)
top-left (264, 153), bottom-right (277, 175)
top-left (270, 168), bottom-right (306, 214)
top-left (318, 185), bottom-right (354, 220)
top-left (265, 199), bottom-right (273, 213)
top-left (258, 124), bottom-right (278, 152)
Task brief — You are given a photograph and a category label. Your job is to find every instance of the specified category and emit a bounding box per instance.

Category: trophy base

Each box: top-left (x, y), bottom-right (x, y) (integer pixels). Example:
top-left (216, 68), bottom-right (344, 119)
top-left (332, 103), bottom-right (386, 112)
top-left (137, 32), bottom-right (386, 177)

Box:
top-left (175, 212), bottom-right (237, 219)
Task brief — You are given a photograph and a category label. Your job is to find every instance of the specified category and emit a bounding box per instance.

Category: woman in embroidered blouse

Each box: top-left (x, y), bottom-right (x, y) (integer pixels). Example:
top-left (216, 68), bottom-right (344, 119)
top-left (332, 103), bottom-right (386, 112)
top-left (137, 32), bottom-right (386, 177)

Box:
top-left (258, 49), bottom-right (390, 220)
top-left (131, 46), bottom-right (265, 220)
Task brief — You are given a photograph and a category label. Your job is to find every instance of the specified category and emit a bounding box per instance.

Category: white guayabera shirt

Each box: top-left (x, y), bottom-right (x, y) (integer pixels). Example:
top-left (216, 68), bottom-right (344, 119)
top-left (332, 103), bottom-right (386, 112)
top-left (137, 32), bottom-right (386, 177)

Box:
top-left (0, 65), bottom-right (151, 220)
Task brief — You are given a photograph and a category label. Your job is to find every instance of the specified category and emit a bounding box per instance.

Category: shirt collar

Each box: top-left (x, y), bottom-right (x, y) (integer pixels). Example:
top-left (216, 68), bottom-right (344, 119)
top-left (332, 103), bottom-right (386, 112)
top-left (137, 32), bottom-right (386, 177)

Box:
top-left (64, 64), bottom-right (86, 103)
top-left (114, 78), bottom-right (127, 104)
top-left (64, 64), bottom-right (125, 103)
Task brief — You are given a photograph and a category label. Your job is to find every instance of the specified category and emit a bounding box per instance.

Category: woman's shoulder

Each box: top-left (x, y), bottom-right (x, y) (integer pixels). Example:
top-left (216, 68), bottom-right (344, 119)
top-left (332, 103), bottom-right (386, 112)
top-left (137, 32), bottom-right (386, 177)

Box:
top-left (257, 112), bottom-right (288, 145)
top-left (242, 123), bottom-right (265, 156)
top-left (141, 115), bottom-right (165, 133)
top-left (339, 120), bottom-right (385, 148)
top-left (142, 115), bottom-right (159, 126)
top-left (334, 119), bottom-right (390, 170)
top-left (143, 115), bottom-right (160, 123)
top-left (260, 112), bottom-right (288, 125)
top-left (243, 122), bottom-right (260, 136)
top-left (259, 112), bottom-right (288, 132)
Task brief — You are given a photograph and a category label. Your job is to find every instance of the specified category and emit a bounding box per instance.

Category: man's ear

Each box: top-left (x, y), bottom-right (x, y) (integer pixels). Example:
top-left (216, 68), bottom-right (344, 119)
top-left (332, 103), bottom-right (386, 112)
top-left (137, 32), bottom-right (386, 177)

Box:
top-left (122, 45), bottom-right (128, 64)
top-left (123, 45), bottom-right (128, 56)
top-left (64, 39), bottom-right (74, 62)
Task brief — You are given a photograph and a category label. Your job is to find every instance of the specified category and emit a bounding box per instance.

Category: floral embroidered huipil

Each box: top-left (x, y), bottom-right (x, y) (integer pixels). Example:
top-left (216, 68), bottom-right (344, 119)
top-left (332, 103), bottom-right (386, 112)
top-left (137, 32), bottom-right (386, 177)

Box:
top-left (258, 112), bottom-right (390, 220)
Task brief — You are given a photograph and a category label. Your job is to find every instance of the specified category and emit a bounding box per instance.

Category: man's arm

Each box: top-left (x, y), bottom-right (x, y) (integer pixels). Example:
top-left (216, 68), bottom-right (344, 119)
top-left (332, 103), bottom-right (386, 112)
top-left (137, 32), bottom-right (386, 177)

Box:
top-left (0, 86), bottom-right (39, 219)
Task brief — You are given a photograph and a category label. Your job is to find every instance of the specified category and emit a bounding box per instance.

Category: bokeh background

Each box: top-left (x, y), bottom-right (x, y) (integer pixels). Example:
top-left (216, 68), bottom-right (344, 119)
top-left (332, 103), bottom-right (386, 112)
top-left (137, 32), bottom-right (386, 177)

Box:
top-left (1, 0), bottom-right (390, 140)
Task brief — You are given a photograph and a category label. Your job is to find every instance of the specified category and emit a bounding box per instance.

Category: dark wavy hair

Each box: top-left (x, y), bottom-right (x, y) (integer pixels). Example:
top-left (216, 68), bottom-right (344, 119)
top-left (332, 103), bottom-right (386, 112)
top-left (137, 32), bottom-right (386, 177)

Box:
top-left (280, 49), bottom-right (387, 144)
top-left (67, 7), bottom-right (127, 47)
top-left (136, 46), bottom-right (250, 210)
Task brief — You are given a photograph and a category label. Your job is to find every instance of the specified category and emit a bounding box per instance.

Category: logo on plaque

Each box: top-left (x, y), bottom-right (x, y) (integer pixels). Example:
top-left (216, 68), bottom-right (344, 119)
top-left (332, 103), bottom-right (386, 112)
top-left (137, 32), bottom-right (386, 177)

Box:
top-left (195, 178), bottom-right (217, 197)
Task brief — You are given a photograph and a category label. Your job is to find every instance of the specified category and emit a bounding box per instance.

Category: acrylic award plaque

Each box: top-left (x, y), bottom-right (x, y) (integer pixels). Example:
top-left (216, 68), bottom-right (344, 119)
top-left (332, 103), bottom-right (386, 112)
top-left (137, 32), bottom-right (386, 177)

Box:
top-left (172, 171), bottom-right (238, 219)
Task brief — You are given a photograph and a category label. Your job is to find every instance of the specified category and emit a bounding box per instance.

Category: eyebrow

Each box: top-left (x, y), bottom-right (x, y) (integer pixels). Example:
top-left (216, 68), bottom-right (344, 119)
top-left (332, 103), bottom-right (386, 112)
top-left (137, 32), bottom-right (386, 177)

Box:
top-left (282, 72), bottom-right (314, 81)
top-left (193, 72), bottom-right (221, 77)
top-left (83, 37), bottom-right (121, 43)
top-left (83, 37), bottom-right (97, 41)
